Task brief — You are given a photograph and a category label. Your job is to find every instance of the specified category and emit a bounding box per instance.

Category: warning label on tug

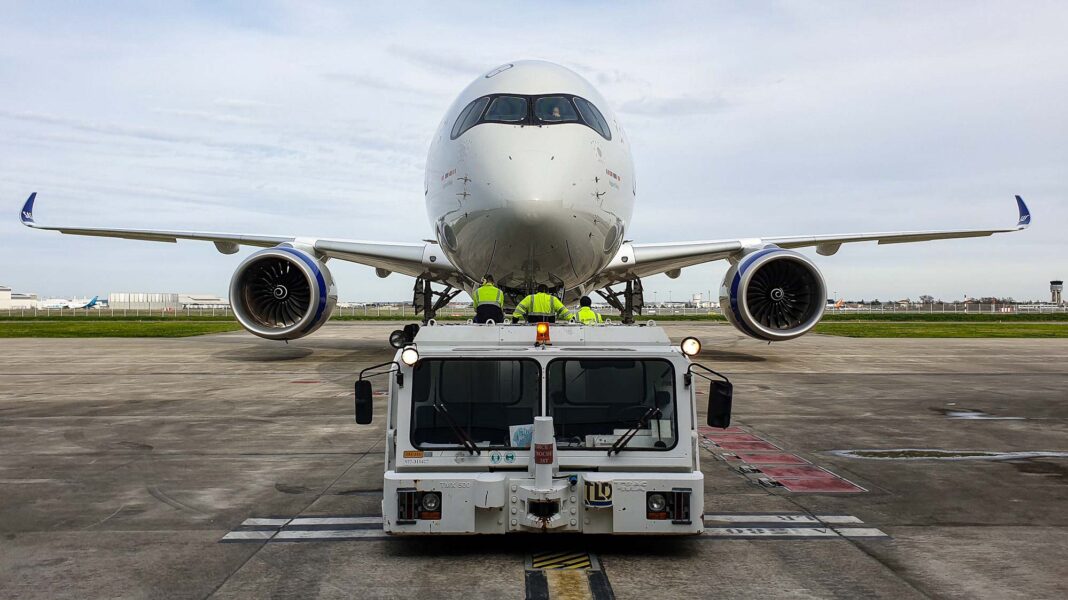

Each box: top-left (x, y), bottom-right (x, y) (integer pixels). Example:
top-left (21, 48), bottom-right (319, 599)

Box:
top-left (534, 443), bottom-right (554, 464)
top-left (585, 481), bottom-right (613, 507)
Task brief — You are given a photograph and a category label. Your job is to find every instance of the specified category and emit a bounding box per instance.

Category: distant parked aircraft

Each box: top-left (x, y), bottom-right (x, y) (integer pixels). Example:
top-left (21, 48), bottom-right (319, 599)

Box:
top-left (39, 296), bottom-right (99, 309)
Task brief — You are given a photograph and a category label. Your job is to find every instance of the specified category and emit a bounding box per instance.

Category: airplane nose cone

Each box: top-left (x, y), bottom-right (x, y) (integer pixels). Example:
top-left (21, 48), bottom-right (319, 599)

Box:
top-left (440, 130), bottom-right (617, 290)
top-left (498, 151), bottom-right (568, 225)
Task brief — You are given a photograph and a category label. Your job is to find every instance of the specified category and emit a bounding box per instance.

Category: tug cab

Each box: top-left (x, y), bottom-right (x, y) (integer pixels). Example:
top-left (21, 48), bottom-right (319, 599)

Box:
top-left (355, 322), bottom-right (730, 535)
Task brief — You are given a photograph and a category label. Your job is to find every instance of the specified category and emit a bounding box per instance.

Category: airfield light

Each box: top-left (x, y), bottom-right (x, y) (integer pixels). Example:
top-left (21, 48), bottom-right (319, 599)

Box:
top-left (535, 322), bottom-right (551, 346)
top-left (680, 337), bottom-right (701, 356)
top-left (400, 347), bottom-right (420, 366)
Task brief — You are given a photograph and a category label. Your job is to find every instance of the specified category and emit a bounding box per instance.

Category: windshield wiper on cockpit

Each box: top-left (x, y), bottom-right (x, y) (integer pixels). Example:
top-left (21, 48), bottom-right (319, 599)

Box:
top-left (607, 407), bottom-right (662, 456)
top-left (432, 401), bottom-right (481, 455)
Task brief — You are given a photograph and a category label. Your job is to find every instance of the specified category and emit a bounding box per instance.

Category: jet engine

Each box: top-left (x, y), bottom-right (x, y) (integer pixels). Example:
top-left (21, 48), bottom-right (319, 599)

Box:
top-left (229, 246), bottom-right (337, 341)
top-left (720, 247), bottom-right (826, 342)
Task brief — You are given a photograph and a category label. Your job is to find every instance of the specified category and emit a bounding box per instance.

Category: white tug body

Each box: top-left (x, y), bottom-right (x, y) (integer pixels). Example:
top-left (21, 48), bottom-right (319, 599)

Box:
top-left (369, 323), bottom-right (708, 535)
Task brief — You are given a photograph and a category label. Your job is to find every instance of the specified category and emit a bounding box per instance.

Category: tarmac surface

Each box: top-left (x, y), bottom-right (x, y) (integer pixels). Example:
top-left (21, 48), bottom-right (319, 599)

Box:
top-left (1, 322), bottom-right (1066, 599)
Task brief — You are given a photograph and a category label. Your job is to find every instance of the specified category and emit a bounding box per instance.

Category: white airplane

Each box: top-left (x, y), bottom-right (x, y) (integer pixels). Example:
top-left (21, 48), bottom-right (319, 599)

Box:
top-left (18, 60), bottom-right (1030, 341)
top-left (38, 296), bottom-right (99, 310)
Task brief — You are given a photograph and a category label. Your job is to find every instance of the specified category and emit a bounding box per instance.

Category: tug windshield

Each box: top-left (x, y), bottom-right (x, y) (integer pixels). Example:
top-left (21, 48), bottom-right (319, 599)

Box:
top-left (410, 359), bottom-right (540, 449)
top-left (547, 359), bottom-right (677, 450)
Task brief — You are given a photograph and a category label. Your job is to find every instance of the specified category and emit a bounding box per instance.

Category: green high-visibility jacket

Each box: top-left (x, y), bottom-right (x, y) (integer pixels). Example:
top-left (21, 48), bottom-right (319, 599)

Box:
top-left (577, 306), bottom-right (604, 325)
top-left (513, 292), bottom-right (571, 321)
top-left (472, 284), bottom-right (504, 307)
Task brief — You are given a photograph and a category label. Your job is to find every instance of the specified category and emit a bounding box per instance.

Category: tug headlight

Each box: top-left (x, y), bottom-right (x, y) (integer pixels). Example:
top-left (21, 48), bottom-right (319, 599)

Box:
top-left (420, 492), bottom-right (441, 512)
top-left (647, 493), bottom-right (668, 512)
top-left (680, 337), bottom-right (701, 357)
top-left (400, 347), bottom-right (420, 366)
top-left (389, 330), bottom-right (407, 349)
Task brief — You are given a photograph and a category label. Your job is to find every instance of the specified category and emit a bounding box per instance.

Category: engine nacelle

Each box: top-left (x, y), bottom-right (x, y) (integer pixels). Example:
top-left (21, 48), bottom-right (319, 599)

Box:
top-left (720, 247), bottom-right (826, 342)
top-left (229, 246), bottom-right (337, 341)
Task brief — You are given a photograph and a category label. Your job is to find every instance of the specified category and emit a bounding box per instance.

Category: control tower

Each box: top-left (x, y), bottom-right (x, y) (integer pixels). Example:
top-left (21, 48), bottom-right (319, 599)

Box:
top-left (1053, 281), bottom-right (1064, 305)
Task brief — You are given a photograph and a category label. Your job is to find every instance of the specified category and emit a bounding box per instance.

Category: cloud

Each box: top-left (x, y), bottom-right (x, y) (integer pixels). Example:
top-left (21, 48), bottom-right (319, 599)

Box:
top-left (618, 95), bottom-right (730, 117)
top-left (387, 44), bottom-right (491, 76)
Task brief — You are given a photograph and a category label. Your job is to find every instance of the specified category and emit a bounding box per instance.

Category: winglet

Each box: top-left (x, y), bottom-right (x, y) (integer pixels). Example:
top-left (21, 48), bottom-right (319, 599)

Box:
top-left (1015, 195), bottom-right (1031, 229)
top-left (20, 192), bottom-right (37, 226)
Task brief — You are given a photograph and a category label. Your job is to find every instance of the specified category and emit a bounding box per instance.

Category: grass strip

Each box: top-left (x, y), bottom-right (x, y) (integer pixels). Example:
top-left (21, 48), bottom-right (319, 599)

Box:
top-left (0, 321), bottom-right (243, 338)
top-left (814, 322), bottom-right (1068, 338)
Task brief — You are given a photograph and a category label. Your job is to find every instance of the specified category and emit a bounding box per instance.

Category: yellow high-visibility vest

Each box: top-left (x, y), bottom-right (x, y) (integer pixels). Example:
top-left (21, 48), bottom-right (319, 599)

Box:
top-left (577, 306), bottom-right (603, 324)
top-left (513, 292), bottom-right (571, 321)
top-left (473, 284), bottom-right (504, 307)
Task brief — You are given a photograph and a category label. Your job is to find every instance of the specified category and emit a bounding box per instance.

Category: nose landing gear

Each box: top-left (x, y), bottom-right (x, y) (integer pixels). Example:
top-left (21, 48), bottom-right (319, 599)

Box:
top-left (596, 278), bottom-right (644, 324)
top-left (413, 278), bottom-right (462, 324)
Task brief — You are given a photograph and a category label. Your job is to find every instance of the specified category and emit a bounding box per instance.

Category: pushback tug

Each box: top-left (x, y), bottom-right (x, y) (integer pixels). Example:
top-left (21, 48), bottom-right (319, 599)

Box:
top-left (355, 321), bottom-right (732, 535)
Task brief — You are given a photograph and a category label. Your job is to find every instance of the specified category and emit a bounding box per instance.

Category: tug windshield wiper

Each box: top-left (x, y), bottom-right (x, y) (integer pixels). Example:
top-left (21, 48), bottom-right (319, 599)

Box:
top-left (607, 407), bottom-right (662, 456)
top-left (432, 401), bottom-right (481, 455)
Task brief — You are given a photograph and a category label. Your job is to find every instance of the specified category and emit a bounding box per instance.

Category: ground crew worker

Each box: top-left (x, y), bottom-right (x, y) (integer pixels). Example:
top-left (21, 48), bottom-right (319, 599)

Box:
top-left (576, 296), bottom-right (604, 325)
top-left (472, 275), bottom-right (505, 324)
top-left (512, 284), bottom-right (572, 323)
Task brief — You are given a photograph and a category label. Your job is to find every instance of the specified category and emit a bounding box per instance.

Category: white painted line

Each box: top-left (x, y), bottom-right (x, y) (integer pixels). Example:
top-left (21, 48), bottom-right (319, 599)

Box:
top-left (834, 528), bottom-right (888, 538)
top-left (273, 529), bottom-right (389, 541)
top-left (816, 515), bottom-right (864, 524)
top-left (288, 516), bottom-right (382, 526)
top-left (703, 514), bottom-right (863, 525)
top-left (222, 530), bottom-right (276, 541)
top-left (702, 526), bottom-right (889, 539)
top-left (241, 518), bottom-right (290, 527)
top-left (703, 527), bottom-right (840, 538)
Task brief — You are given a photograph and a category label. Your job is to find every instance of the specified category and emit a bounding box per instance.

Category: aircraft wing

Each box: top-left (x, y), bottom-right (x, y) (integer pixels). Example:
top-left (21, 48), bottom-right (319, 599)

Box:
top-left (18, 193), bottom-right (461, 283)
top-left (594, 195), bottom-right (1031, 285)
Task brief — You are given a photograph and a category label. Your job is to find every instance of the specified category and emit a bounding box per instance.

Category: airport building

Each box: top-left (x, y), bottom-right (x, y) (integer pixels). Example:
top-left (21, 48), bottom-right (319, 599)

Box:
top-left (108, 292), bottom-right (180, 310)
top-left (1053, 281), bottom-right (1063, 305)
top-left (178, 294), bottom-right (228, 309)
top-left (0, 286), bottom-right (39, 309)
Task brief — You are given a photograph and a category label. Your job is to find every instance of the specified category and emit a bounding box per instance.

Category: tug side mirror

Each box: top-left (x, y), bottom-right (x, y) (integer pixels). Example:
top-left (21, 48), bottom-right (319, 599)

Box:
top-left (706, 380), bottom-right (733, 428)
top-left (354, 380), bottom-right (374, 424)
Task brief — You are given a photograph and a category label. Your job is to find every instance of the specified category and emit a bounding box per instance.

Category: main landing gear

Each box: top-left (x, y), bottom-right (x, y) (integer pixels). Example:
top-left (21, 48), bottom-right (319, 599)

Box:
top-left (413, 278), bottom-right (462, 324)
top-left (596, 278), bottom-right (644, 324)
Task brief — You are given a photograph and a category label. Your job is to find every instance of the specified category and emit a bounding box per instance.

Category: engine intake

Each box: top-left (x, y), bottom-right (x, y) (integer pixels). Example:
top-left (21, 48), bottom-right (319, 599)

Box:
top-left (230, 246), bottom-right (337, 340)
top-left (720, 247), bottom-right (826, 341)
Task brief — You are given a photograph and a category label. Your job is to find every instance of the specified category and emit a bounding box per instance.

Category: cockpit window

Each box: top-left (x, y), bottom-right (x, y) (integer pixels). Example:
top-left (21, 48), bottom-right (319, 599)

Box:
top-left (534, 96), bottom-right (578, 123)
top-left (451, 97), bottom-right (489, 140)
top-left (573, 97), bottom-right (611, 140)
top-left (484, 96), bottom-right (528, 122)
top-left (449, 94), bottom-right (612, 140)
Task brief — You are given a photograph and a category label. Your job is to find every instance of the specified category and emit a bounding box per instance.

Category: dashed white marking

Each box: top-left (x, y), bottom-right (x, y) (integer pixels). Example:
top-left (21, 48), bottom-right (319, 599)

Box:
top-left (289, 516), bottom-right (382, 526)
top-left (240, 518), bottom-right (290, 527)
top-left (703, 514), bottom-right (863, 525)
top-left (834, 528), bottom-right (889, 538)
top-left (703, 527), bottom-right (888, 538)
top-left (274, 529), bottom-right (388, 540)
top-left (222, 530), bottom-right (276, 541)
top-left (222, 513), bottom-right (885, 542)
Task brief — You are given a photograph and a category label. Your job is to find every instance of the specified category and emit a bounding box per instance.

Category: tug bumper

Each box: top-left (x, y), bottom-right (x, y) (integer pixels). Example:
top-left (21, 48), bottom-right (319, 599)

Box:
top-left (383, 470), bottom-right (704, 535)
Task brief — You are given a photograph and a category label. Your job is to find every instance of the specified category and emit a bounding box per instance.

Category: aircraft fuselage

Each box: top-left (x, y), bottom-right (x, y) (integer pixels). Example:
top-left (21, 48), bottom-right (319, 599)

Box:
top-left (425, 61), bottom-right (635, 297)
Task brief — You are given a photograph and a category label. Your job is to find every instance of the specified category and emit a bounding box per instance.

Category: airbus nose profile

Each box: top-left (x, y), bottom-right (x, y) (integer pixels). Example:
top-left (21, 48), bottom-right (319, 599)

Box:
top-left (424, 60), bottom-right (635, 295)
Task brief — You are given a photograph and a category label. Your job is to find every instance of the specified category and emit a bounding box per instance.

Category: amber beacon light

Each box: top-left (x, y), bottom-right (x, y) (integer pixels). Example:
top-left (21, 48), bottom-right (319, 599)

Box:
top-left (535, 322), bottom-right (551, 346)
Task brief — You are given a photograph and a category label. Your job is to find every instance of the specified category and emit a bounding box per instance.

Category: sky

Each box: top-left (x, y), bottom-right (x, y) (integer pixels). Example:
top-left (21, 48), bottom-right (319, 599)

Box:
top-left (1, 1), bottom-right (1065, 303)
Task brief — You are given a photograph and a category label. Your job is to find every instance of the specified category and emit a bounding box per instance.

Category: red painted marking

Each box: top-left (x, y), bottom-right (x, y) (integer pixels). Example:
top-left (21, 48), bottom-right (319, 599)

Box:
top-left (716, 440), bottom-right (781, 451)
top-left (758, 465), bottom-right (838, 479)
top-left (698, 426), bottom-right (747, 434)
top-left (737, 453), bottom-right (810, 465)
top-left (704, 433), bottom-right (763, 442)
top-left (776, 478), bottom-right (867, 493)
